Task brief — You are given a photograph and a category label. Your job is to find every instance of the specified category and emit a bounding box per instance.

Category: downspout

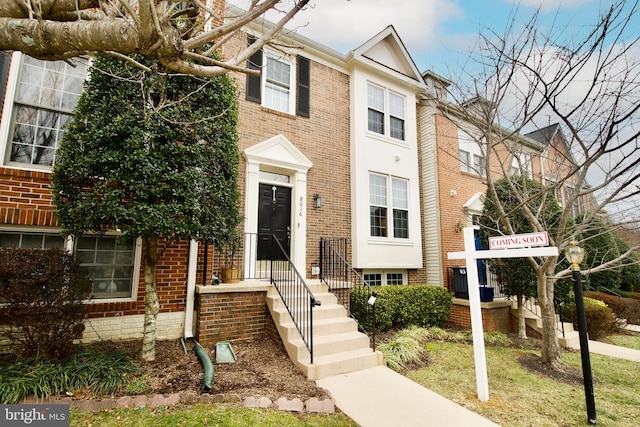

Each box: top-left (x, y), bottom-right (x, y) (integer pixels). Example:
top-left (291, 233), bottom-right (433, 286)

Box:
top-left (184, 239), bottom-right (198, 339)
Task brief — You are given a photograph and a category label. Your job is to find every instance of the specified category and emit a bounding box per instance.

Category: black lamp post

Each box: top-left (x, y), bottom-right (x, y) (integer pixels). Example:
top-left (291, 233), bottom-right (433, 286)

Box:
top-left (565, 241), bottom-right (597, 425)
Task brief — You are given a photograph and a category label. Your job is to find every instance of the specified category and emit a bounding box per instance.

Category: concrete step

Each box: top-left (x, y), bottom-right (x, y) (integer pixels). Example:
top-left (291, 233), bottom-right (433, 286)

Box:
top-left (279, 316), bottom-right (359, 339)
top-left (559, 330), bottom-right (580, 348)
top-left (300, 348), bottom-right (383, 380)
top-left (267, 281), bottom-right (383, 380)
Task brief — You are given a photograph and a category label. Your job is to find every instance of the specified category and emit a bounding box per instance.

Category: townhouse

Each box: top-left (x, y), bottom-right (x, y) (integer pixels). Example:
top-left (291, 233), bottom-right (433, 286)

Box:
top-left (0, 2), bottom-right (583, 349)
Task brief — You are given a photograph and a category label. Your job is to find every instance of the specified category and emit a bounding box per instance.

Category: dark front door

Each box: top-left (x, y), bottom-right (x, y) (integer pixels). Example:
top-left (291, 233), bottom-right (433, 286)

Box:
top-left (257, 184), bottom-right (291, 260)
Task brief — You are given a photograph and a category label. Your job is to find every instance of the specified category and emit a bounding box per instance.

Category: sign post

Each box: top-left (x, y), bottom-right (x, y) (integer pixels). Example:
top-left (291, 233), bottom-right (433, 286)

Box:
top-left (448, 227), bottom-right (558, 402)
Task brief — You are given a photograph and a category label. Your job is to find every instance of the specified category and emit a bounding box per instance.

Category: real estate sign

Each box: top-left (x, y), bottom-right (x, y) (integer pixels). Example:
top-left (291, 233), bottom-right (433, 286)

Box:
top-left (489, 231), bottom-right (549, 250)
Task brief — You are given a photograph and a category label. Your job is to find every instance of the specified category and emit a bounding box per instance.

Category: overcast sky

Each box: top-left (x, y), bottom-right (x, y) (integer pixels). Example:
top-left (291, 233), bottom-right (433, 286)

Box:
top-left (230, 0), bottom-right (604, 75)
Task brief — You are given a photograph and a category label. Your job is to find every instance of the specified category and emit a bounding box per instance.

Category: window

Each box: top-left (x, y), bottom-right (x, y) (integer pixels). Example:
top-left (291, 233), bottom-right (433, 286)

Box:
top-left (363, 273), bottom-right (382, 286)
top-left (5, 56), bottom-right (86, 168)
top-left (369, 174), bottom-right (388, 237)
top-left (263, 54), bottom-right (292, 112)
top-left (0, 231), bottom-right (64, 249)
top-left (76, 235), bottom-right (136, 299)
top-left (564, 185), bottom-right (581, 218)
top-left (369, 173), bottom-right (410, 239)
top-left (367, 83), bottom-right (405, 141)
top-left (511, 153), bottom-right (531, 177)
top-left (246, 36), bottom-right (310, 117)
top-left (458, 129), bottom-right (484, 176)
top-left (364, 271), bottom-right (406, 286)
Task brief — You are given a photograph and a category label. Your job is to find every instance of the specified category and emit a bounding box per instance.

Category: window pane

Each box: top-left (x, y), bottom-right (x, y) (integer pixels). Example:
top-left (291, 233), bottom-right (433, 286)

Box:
top-left (0, 234), bottom-right (21, 247)
top-left (0, 233), bottom-right (63, 249)
top-left (369, 174), bottom-right (387, 206)
top-left (386, 273), bottom-right (404, 285)
top-left (363, 273), bottom-right (382, 286)
top-left (370, 206), bottom-right (388, 237)
top-left (390, 116), bottom-right (404, 140)
top-left (78, 236), bottom-right (134, 299)
top-left (7, 57), bottom-right (86, 167)
top-left (473, 154), bottom-right (485, 176)
top-left (368, 109), bottom-right (384, 134)
top-left (389, 92), bottom-right (404, 118)
top-left (264, 83), bottom-right (290, 111)
top-left (266, 57), bottom-right (290, 87)
top-left (392, 178), bottom-right (408, 210)
top-left (393, 209), bottom-right (409, 238)
top-left (367, 84), bottom-right (384, 111)
top-left (459, 150), bottom-right (471, 172)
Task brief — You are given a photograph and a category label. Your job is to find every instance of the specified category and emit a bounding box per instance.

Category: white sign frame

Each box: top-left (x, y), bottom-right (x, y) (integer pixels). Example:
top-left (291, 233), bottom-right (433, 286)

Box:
top-left (448, 227), bottom-right (558, 402)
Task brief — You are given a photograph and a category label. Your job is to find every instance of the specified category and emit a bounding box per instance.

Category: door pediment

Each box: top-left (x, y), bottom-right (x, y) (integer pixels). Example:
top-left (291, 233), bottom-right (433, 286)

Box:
top-left (244, 134), bottom-right (313, 172)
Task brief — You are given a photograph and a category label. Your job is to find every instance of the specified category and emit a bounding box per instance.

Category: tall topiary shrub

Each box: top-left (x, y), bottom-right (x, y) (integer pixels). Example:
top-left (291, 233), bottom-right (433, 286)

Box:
top-left (0, 248), bottom-right (92, 359)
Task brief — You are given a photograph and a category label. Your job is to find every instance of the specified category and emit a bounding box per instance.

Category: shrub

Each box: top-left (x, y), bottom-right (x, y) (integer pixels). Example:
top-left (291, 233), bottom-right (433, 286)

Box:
top-left (585, 291), bottom-right (640, 325)
top-left (350, 285), bottom-right (452, 332)
top-left (0, 247), bottom-right (92, 359)
top-left (564, 297), bottom-right (615, 339)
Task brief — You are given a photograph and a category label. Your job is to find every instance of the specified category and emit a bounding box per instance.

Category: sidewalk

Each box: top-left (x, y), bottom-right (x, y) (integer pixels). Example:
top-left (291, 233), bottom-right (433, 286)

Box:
top-left (316, 366), bottom-right (499, 427)
top-left (567, 324), bottom-right (640, 362)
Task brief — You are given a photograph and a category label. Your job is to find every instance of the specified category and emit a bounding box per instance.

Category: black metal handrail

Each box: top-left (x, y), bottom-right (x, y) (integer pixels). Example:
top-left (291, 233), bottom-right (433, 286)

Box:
top-left (210, 233), bottom-right (320, 362)
top-left (319, 237), bottom-right (378, 350)
top-left (268, 235), bottom-right (321, 364)
top-left (508, 295), bottom-right (567, 338)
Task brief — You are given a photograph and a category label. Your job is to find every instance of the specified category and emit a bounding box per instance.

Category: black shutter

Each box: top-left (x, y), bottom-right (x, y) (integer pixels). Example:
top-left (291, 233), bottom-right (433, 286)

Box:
top-left (246, 36), bottom-right (262, 103)
top-left (296, 55), bottom-right (310, 118)
top-left (0, 53), bottom-right (10, 113)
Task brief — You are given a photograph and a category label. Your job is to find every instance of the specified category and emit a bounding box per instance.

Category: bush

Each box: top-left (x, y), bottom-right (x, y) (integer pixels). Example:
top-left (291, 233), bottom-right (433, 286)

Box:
top-left (564, 297), bottom-right (615, 339)
top-left (350, 285), bottom-right (452, 332)
top-left (585, 291), bottom-right (640, 325)
top-left (0, 247), bottom-right (92, 359)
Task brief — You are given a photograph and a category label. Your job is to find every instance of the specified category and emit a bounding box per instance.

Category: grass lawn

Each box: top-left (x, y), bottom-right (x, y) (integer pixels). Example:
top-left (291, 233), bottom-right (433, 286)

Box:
top-left (70, 404), bottom-right (357, 426)
top-left (601, 333), bottom-right (640, 350)
top-left (406, 341), bottom-right (640, 427)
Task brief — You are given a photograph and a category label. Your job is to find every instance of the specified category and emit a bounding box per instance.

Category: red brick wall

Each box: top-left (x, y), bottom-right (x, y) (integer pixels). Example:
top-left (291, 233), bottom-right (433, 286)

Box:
top-left (230, 33), bottom-right (352, 276)
top-left (449, 302), bottom-right (513, 333)
top-left (195, 291), bottom-right (279, 345)
top-left (0, 168), bottom-right (57, 226)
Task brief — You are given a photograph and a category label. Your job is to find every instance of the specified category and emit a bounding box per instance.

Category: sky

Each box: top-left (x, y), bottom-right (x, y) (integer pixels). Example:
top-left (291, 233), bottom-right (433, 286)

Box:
top-left (230, 0), bottom-right (610, 76)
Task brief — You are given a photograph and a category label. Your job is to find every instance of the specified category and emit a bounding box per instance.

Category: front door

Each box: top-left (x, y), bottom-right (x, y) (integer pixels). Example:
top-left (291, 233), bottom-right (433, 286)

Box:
top-left (257, 184), bottom-right (291, 260)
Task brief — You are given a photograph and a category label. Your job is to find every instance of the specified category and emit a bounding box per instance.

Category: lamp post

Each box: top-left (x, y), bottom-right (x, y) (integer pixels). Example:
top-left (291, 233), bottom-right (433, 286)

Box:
top-left (565, 241), bottom-right (596, 425)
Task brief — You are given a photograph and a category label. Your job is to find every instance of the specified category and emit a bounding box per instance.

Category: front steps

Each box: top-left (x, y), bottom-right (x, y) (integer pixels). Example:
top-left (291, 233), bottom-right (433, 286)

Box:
top-left (510, 299), bottom-right (580, 348)
top-left (266, 281), bottom-right (383, 380)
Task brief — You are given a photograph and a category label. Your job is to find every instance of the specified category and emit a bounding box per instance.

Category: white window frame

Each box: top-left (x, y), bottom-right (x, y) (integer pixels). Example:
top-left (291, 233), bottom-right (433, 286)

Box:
top-left (366, 82), bottom-right (406, 141)
top-left (363, 270), bottom-right (407, 286)
top-left (74, 234), bottom-right (142, 303)
top-left (458, 129), bottom-right (484, 176)
top-left (1, 53), bottom-right (87, 171)
top-left (511, 152), bottom-right (532, 177)
top-left (261, 51), bottom-right (295, 114)
top-left (369, 172), bottom-right (410, 240)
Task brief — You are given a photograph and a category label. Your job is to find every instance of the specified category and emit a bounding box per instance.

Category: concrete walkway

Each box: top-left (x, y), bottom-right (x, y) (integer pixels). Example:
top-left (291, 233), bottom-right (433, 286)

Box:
top-left (316, 366), bottom-right (499, 427)
top-left (567, 324), bottom-right (640, 362)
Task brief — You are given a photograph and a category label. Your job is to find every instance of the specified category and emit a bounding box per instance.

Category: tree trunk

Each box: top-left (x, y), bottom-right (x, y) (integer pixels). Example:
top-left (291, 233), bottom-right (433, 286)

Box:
top-left (517, 292), bottom-right (527, 339)
top-left (538, 273), bottom-right (563, 369)
top-left (141, 237), bottom-right (159, 362)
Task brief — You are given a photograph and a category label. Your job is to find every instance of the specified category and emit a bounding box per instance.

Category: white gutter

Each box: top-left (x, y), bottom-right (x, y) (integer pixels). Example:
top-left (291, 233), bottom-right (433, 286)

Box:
top-left (184, 239), bottom-right (199, 339)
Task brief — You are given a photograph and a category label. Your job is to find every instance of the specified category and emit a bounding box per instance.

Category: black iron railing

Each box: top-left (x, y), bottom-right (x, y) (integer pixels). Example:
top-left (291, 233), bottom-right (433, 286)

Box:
top-left (269, 236), bottom-right (321, 364)
top-left (319, 237), bottom-right (378, 350)
top-left (209, 233), bottom-right (320, 363)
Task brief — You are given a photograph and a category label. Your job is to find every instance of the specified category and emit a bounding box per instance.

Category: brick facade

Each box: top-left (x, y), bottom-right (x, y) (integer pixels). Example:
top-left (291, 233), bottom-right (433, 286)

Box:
top-left (194, 286), bottom-right (279, 345)
top-left (448, 300), bottom-right (514, 333)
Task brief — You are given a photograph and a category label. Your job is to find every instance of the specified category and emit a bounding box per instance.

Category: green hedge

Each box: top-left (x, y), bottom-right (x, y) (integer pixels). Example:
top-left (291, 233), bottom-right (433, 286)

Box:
top-left (350, 285), bottom-right (452, 331)
top-left (585, 291), bottom-right (640, 325)
top-left (564, 297), bottom-right (615, 339)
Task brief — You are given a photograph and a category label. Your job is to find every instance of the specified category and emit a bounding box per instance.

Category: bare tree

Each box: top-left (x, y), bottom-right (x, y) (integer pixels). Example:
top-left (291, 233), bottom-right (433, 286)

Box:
top-left (0, 0), bottom-right (310, 77)
top-left (436, 1), bottom-right (640, 369)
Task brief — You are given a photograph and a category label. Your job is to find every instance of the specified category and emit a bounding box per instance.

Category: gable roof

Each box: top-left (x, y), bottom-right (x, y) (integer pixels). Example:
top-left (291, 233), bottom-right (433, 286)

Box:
top-left (347, 25), bottom-right (426, 90)
top-left (525, 124), bottom-right (562, 147)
